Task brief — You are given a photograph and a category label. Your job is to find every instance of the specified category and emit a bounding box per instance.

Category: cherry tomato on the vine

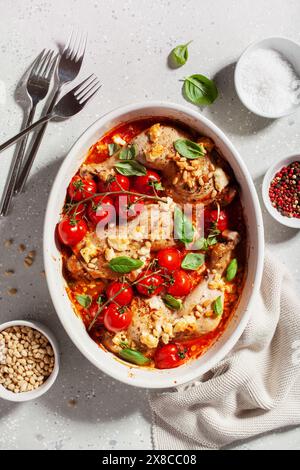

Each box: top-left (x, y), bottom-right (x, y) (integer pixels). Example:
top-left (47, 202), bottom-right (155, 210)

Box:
top-left (132, 170), bottom-right (161, 195)
top-left (157, 247), bottom-right (182, 272)
top-left (136, 273), bottom-right (164, 297)
top-left (98, 174), bottom-right (130, 194)
top-left (68, 175), bottom-right (97, 202)
top-left (57, 217), bottom-right (87, 246)
top-left (106, 281), bottom-right (133, 306)
top-left (103, 304), bottom-right (132, 332)
top-left (87, 195), bottom-right (115, 225)
top-left (204, 209), bottom-right (228, 233)
top-left (167, 269), bottom-right (191, 297)
top-left (154, 343), bottom-right (188, 369)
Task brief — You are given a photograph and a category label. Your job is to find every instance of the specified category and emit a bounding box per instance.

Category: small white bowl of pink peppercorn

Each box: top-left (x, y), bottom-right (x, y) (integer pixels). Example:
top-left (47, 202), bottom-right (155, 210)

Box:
top-left (262, 155), bottom-right (300, 229)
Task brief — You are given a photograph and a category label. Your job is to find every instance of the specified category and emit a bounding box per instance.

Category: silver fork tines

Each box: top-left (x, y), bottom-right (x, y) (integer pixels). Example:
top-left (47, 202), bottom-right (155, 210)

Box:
top-left (0, 49), bottom-right (56, 217)
top-left (0, 75), bottom-right (101, 155)
top-left (54, 75), bottom-right (101, 117)
top-left (77, 80), bottom-right (101, 104)
top-left (14, 32), bottom-right (87, 196)
top-left (71, 74), bottom-right (100, 104)
top-left (65, 31), bottom-right (87, 63)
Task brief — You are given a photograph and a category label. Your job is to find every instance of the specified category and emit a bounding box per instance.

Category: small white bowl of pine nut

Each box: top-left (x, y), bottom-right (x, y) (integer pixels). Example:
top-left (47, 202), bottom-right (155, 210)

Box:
top-left (0, 320), bottom-right (59, 402)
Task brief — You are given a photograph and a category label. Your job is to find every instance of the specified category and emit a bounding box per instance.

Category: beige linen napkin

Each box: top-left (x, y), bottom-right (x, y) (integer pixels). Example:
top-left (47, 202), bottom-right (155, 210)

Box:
top-left (149, 252), bottom-right (300, 449)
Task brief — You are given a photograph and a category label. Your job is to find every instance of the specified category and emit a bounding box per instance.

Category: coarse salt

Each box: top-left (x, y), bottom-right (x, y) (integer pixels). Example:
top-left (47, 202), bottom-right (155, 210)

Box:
top-left (238, 48), bottom-right (300, 115)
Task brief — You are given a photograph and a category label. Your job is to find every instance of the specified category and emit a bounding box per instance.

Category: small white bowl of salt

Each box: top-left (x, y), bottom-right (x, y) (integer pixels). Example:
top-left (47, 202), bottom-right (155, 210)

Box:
top-left (235, 37), bottom-right (300, 118)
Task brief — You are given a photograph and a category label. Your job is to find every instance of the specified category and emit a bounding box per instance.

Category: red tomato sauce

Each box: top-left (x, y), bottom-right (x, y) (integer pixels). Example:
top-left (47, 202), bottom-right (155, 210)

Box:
top-left (59, 118), bottom-right (247, 369)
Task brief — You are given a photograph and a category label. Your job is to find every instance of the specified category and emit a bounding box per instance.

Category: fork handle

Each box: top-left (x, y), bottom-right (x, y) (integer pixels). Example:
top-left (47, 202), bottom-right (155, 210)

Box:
top-left (14, 87), bottom-right (61, 194)
top-left (0, 113), bottom-right (54, 153)
top-left (0, 105), bottom-right (37, 217)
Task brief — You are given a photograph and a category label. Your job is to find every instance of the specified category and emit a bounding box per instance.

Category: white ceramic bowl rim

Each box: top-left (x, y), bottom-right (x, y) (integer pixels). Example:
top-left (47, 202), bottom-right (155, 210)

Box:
top-left (0, 320), bottom-right (59, 402)
top-left (234, 36), bottom-right (300, 119)
top-left (262, 154), bottom-right (300, 229)
top-left (44, 101), bottom-right (264, 388)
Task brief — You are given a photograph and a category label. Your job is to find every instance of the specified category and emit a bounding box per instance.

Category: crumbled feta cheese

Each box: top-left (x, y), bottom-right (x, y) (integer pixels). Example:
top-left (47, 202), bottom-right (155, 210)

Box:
top-left (162, 322), bottom-right (173, 336)
top-left (173, 316), bottom-right (197, 333)
top-left (161, 333), bottom-right (170, 344)
top-left (80, 241), bottom-right (98, 263)
top-left (148, 296), bottom-right (165, 310)
top-left (104, 247), bottom-right (115, 261)
top-left (107, 237), bottom-right (129, 251)
top-left (213, 167), bottom-right (230, 192)
top-left (140, 332), bottom-right (159, 349)
top-left (112, 331), bottom-right (128, 347)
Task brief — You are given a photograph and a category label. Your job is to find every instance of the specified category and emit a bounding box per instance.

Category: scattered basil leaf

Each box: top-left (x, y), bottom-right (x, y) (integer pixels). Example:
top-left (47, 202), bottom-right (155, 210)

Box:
top-left (76, 294), bottom-right (92, 308)
top-left (119, 348), bottom-right (150, 365)
top-left (213, 296), bottom-right (223, 316)
top-left (163, 294), bottom-right (183, 310)
top-left (115, 160), bottom-right (147, 176)
top-left (187, 234), bottom-right (219, 251)
top-left (191, 237), bottom-right (208, 250)
top-left (181, 253), bottom-right (205, 270)
top-left (174, 139), bottom-right (205, 159)
top-left (109, 256), bottom-right (144, 273)
top-left (207, 236), bottom-right (218, 246)
top-left (174, 206), bottom-right (195, 244)
top-left (108, 143), bottom-right (120, 156)
top-left (170, 41), bottom-right (192, 67)
top-left (226, 258), bottom-right (238, 282)
top-left (183, 74), bottom-right (218, 106)
top-left (119, 144), bottom-right (137, 160)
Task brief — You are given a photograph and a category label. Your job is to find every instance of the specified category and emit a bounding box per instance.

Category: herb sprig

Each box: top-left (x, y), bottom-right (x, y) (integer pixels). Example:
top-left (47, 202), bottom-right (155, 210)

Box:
top-left (88, 269), bottom-right (162, 331)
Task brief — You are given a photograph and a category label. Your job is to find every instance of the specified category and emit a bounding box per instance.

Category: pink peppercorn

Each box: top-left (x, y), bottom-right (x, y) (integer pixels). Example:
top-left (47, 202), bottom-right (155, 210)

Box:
top-left (269, 161), bottom-right (300, 218)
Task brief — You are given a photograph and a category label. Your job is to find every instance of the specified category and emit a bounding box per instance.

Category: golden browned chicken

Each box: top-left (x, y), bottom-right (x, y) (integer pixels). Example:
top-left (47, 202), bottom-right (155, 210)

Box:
top-left (132, 123), bottom-right (233, 205)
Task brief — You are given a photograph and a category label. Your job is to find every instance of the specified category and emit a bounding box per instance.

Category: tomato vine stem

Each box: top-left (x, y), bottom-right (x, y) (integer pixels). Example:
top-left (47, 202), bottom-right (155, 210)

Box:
top-left (88, 269), bottom-right (162, 331)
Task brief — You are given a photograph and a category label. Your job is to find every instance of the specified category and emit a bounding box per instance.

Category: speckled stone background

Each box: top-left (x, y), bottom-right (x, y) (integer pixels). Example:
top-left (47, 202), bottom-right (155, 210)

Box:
top-left (0, 0), bottom-right (300, 450)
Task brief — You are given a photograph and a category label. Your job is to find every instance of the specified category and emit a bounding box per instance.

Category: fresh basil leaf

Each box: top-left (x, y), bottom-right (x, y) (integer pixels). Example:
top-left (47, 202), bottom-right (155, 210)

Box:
top-left (170, 41), bottom-right (192, 67)
top-left (119, 144), bottom-right (137, 160)
top-left (109, 256), bottom-right (144, 273)
top-left (207, 236), bottom-right (218, 246)
top-left (183, 74), bottom-right (218, 106)
top-left (174, 206), bottom-right (195, 244)
top-left (119, 348), bottom-right (150, 365)
top-left (226, 258), bottom-right (238, 281)
top-left (181, 253), bottom-right (205, 270)
top-left (115, 160), bottom-right (147, 176)
top-left (174, 139), bottom-right (205, 159)
top-left (108, 143), bottom-right (120, 156)
top-left (76, 294), bottom-right (92, 308)
top-left (163, 294), bottom-right (183, 310)
top-left (192, 237), bottom-right (208, 250)
top-left (213, 295), bottom-right (223, 316)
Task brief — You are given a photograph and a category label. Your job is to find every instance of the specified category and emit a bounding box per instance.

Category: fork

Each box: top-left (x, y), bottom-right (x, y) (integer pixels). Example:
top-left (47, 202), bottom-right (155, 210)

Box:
top-left (14, 31), bottom-right (87, 195)
top-left (0, 75), bottom-right (100, 155)
top-left (0, 49), bottom-right (57, 216)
